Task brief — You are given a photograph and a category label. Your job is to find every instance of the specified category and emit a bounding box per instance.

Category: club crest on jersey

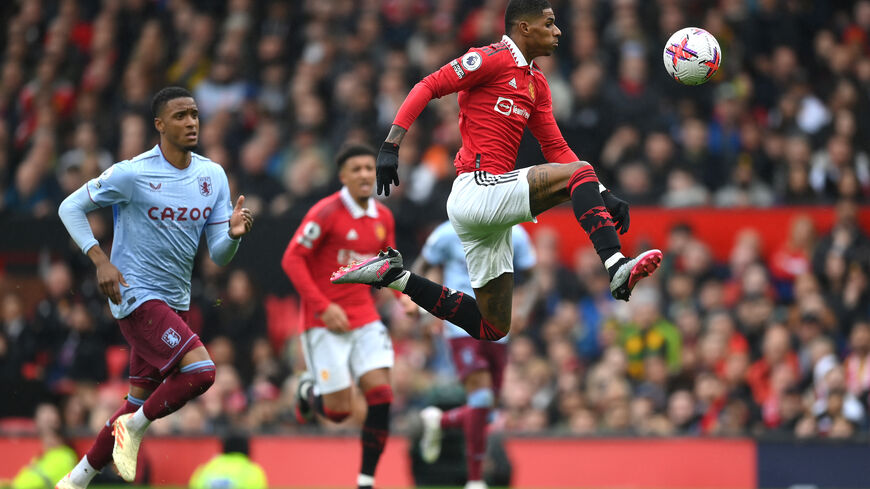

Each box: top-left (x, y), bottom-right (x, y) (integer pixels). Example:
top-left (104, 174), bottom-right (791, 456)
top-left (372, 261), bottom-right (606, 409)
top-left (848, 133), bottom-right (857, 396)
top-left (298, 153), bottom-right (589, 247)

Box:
top-left (529, 82), bottom-right (535, 101)
top-left (198, 176), bottom-right (212, 196)
top-left (375, 223), bottom-right (386, 241)
top-left (461, 52), bottom-right (482, 72)
top-left (162, 328), bottom-right (181, 348)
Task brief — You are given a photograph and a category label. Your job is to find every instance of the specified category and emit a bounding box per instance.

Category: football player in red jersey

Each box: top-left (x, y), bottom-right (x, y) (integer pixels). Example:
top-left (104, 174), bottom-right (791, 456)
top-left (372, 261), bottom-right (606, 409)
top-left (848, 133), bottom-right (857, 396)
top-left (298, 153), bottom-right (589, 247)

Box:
top-left (332, 0), bottom-right (662, 343)
top-left (281, 142), bottom-right (396, 489)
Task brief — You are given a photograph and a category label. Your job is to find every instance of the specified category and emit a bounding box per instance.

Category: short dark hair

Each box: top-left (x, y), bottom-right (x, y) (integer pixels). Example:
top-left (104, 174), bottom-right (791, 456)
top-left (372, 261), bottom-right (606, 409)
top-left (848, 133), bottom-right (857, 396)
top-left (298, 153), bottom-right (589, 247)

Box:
top-left (335, 141), bottom-right (377, 170)
top-left (505, 0), bottom-right (552, 35)
top-left (151, 86), bottom-right (194, 118)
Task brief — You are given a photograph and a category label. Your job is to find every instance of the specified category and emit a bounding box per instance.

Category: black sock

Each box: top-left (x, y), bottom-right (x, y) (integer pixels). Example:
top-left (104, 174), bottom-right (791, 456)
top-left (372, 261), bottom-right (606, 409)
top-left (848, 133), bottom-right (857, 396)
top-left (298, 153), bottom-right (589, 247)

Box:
top-left (568, 167), bottom-right (620, 264)
top-left (404, 273), bottom-right (505, 341)
top-left (361, 402), bottom-right (390, 478)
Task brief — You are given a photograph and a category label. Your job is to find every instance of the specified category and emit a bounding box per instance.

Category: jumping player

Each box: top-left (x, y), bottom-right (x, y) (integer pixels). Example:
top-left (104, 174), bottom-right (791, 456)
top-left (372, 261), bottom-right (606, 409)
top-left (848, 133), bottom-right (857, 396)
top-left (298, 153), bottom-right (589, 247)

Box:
top-left (332, 0), bottom-right (662, 342)
top-left (414, 221), bottom-right (536, 489)
top-left (282, 143), bottom-right (396, 489)
top-left (55, 87), bottom-right (253, 488)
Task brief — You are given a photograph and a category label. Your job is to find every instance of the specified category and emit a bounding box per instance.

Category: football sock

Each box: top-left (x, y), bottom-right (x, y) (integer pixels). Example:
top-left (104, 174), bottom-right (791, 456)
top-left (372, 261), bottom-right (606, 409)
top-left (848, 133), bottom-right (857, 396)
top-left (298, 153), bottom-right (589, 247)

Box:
top-left (403, 273), bottom-right (506, 340)
top-left (127, 407), bottom-right (151, 433)
top-left (465, 407), bottom-right (490, 482)
top-left (361, 385), bottom-right (392, 478)
top-left (464, 388), bottom-right (494, 483)
top-left (441, 405), bottom-right (470, 429)
top-left (387, 270), bottom-right (411, 291)
top-left (142, 361), bottom-right (215, 422)
top-left (604, 253), bottom-right (628, 280)
top-left (357, 474), bottom-right (375, 489)
top-left (70, 455), bottom-right (100, 487)
top-left (85, 397), bottom-right (142, 470)
top-left (567, 166), bottom-right (621, 266)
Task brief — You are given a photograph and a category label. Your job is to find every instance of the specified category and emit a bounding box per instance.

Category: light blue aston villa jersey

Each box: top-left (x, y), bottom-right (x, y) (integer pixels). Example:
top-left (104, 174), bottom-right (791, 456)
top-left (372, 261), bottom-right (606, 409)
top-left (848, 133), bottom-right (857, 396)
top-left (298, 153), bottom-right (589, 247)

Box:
top-left (421, 221), bottom-right (536, 340)
top-left (80, 145), bottom-right (234, 318)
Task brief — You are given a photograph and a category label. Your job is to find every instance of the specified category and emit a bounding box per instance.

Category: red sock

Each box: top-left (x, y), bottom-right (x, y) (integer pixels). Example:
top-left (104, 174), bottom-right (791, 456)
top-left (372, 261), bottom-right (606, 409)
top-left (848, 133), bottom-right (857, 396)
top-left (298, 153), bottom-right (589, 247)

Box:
top-left (86, 400), bottom-right (140, 469)
top-left (464, 407), bottom-right (490, 481)
top-left (441, 405), bottom-right (470, 429)
top-left (142, 368), bottom-right (215, 420)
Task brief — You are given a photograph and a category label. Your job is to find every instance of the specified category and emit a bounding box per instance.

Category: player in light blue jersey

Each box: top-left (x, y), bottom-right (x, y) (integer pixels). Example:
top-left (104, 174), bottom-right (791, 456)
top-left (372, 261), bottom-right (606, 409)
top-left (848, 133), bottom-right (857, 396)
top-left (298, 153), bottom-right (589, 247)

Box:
top-left (55, 87), bottom-right (253, 489)
top-left (413, 221), bottom-right (536, 489)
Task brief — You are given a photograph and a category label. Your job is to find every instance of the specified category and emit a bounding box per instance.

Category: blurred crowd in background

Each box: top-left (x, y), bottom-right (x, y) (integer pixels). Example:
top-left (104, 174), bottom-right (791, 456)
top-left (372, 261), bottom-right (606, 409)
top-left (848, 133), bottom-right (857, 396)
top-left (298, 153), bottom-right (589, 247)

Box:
top-left (0, 0), bottom-right (869, 443)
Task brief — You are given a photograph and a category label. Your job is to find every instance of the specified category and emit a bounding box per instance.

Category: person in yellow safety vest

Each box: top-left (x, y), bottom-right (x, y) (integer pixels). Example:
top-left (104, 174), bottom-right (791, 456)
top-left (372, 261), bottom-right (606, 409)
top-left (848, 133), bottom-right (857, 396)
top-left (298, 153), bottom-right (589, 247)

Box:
top-left (189, 434), bottom-right (267, 489)
top-left (12, 404), bottom-right (77, 489)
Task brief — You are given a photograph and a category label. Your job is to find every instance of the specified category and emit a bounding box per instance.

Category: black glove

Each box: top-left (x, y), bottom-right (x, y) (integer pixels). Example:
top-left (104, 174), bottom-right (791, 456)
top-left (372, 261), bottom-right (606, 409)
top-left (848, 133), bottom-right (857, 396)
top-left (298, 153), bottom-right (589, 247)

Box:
top-left (601, 189), bottom-right (630, 234)
top-left (376, 142), bottom-right (400, 196)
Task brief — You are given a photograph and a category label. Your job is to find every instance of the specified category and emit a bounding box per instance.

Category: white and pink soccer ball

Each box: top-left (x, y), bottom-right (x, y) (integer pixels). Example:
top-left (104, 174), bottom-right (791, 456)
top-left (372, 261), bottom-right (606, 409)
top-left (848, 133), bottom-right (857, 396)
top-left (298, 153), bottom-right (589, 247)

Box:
top-left (663, 27), bottom-right (722, 86)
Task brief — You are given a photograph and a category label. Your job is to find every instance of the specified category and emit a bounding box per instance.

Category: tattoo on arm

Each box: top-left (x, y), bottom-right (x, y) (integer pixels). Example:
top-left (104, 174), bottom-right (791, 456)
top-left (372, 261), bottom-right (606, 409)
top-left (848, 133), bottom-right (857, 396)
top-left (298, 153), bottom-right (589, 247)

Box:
top-left (385, 125), bottom-right (407, 145)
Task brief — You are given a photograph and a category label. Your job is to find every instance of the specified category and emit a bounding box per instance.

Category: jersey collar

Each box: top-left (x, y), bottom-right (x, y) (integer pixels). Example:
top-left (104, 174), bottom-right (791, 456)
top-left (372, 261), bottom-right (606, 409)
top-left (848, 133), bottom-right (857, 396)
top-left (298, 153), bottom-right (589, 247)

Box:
top-left (502, 35), bottom-right (535, 69)
top-left (340, 186), bottom-right (378, 219)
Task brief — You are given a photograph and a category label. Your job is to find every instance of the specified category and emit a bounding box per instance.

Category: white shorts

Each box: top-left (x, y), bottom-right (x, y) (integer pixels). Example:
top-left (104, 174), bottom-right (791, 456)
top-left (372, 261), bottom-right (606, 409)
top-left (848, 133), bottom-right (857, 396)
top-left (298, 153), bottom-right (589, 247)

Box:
top-left (300, 320), bottom-right (394, 395)
top-left (446, 168), bottom-right (534, 288)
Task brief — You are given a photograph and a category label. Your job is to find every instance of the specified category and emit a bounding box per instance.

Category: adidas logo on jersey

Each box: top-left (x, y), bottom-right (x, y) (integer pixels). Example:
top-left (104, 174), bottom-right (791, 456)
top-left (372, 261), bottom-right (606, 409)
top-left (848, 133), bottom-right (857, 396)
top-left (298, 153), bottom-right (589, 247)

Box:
top-left (346, 229), bottom-right (359, 240)
top-left (508, 77), bottom-right (517, 88)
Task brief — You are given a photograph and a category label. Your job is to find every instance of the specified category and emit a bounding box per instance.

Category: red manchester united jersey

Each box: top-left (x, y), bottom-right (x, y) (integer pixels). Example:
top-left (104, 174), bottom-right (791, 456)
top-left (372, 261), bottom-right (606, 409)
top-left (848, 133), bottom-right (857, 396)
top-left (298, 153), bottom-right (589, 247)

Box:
top-left (281, 188), bottom-right (395, 330)
top-left (394, 35), bottom-right (578, 175)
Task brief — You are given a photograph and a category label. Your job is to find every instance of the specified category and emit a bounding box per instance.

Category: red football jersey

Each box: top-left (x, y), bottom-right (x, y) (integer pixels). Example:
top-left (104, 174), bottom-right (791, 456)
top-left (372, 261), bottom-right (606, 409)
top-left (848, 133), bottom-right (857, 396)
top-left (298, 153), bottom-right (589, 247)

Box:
top-left (281, 188), bottom-right (395, 330)
top-left (394, 35), bottom-right (578, 175)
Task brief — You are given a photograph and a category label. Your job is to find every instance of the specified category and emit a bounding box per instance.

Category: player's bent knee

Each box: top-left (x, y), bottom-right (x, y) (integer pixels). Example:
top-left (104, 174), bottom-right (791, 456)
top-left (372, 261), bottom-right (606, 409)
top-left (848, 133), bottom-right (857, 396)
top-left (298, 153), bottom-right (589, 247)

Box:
top-left (190, 368), bottom-right (216, 394)
top-left (179, 359), bottom-right (216, 395)
top-left (481, 306), bottom-right (511, 330)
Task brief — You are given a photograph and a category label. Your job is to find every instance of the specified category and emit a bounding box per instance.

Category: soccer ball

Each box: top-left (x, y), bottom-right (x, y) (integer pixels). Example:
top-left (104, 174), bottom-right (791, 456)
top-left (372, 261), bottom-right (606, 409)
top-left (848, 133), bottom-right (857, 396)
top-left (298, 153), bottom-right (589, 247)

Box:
top-left (663, 27), bottom-right (722, 85)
